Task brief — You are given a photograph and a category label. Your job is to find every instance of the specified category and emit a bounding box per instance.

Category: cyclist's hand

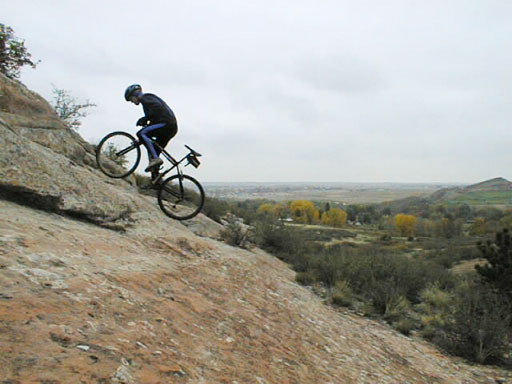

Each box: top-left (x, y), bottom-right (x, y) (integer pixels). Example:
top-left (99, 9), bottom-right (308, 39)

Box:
top-left (136, 117), bottom-right (148, 126)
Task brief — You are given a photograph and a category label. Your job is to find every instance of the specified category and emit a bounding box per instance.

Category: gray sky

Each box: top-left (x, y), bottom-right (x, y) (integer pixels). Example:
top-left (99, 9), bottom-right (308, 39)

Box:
top-left (4, 0), bottom-right (512, 183)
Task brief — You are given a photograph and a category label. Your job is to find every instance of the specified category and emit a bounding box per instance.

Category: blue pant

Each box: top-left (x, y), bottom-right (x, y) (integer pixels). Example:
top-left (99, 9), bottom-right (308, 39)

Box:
top-left (136, 123), bottom-right (172, 159)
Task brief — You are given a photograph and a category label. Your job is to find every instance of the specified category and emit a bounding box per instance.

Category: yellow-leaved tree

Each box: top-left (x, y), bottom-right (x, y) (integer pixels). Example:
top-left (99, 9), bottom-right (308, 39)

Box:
top-left (321, 208), bottom-right (347, 228)
top-left (290, 200), bottom-right (319, 224)
top-left (258, 203), bottom-right (276, 215)
top-left (394, 213), bottom-right (417, 237)
top-left (258, 203), bottom-right (287, 219)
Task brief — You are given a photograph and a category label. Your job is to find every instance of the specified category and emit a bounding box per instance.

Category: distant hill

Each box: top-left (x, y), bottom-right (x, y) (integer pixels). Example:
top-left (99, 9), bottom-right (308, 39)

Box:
top-left (465, 177), bottom-right (512, 191)
top-left (380, 178), bottom-right (512, 212)
top-left (430, 177), bottom-right (512, 206)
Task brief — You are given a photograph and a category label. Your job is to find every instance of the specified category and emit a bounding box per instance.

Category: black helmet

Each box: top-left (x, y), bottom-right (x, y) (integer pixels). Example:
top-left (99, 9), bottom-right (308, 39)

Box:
top-left (124, 84), bottom-right (142, 101)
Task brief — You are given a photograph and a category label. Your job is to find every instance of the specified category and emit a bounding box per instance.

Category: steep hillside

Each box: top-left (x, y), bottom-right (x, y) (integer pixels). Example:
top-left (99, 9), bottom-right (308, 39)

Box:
top-left (1, 74), bottom-right (511, 383)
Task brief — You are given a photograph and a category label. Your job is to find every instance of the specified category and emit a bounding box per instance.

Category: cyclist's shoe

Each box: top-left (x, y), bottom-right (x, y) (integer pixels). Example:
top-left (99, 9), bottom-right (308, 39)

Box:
top-left (145, 157), bottom-right (163, 172)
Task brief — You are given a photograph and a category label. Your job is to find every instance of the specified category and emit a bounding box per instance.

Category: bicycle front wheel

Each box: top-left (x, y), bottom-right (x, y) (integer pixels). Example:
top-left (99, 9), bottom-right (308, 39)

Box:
top-left (158, 174), bottom-right (205, 220)
top-left (96, 131), bottom-right (141, 178)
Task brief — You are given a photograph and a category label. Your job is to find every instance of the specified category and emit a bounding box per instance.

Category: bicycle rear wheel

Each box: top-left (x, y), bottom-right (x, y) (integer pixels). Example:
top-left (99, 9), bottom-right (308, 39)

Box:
top-left (158, 174), bottom-right (205, 220)
top-left (96, 131), bottom-right (141, 178)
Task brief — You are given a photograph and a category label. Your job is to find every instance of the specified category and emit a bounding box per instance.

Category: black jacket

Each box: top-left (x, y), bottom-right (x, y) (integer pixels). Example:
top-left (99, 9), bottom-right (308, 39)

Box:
top-left (140, 93), bottom-right (176, 126)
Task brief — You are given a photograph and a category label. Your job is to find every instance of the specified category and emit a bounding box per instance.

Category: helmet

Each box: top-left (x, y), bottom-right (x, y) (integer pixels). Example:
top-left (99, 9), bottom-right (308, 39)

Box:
top-left (124, 84), bottom-right (142, 101)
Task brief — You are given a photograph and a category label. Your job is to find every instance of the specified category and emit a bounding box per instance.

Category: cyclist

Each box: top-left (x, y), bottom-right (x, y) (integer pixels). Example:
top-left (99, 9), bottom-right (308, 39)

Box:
top-left (124, 84), bottom-right (178, 173)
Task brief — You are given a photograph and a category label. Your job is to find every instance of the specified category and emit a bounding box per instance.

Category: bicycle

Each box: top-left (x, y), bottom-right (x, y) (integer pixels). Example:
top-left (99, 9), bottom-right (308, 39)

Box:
top-left (95, 130), bottom-right (205, 221)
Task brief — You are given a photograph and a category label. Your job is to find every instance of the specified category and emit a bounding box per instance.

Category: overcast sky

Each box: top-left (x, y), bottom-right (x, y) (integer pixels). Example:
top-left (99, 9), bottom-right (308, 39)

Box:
top-left (4, 0), bottom-right (511, 183)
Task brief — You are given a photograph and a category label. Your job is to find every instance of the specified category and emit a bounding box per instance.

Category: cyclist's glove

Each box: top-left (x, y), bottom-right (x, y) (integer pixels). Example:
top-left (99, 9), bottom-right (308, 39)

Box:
top-left (136, 117), bottom-right (149, 126)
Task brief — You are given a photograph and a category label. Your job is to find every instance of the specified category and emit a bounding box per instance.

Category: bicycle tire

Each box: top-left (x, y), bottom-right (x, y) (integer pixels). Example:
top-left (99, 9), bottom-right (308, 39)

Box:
top-left (157, 174), bottom-right (205, 220)
top-left (96, 131), bottom-right (141, 178)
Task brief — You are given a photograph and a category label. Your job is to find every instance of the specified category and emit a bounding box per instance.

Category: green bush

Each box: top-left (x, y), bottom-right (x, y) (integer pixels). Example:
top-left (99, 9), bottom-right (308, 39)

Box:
top-left (312, 252), bottom-right (343, 289)
top-left (394, 318), bottom-right (415, 336)
top-left (0, 23), bottom-right (38, 79)
top-left (417, 284), bottom-right (455, 340)
top-left (202, 197), bottom-right (231, 223)
top-left (476, 228), bottom-right (512, 302)
top-left (295, 271), bottom-right (316, 286)
top-left (330, 280), bottom-right (354, 307)
top-left (134, 173), bottom-right (151, 187)
top-left (425, 246), bottom-right (481, 269)
top-left (254, 218), bottom-right (308, 258)
top-left (383, 295), bottom-right (411, 323)
top-left (289, 245), bottom-right (454, 317)
top-left (438, 280), bottom-right (511, 365)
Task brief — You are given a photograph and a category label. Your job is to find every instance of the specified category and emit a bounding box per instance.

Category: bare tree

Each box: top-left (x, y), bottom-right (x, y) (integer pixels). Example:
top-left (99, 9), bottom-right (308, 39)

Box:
top-left (51, 86), bottom-right (96, 130)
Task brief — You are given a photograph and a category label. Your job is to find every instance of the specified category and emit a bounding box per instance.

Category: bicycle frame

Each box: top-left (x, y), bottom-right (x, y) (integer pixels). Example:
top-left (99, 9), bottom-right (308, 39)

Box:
top-left (158, 144), bottom-right (186, 176)
top-left (143, 140), bottom-right (197, 189)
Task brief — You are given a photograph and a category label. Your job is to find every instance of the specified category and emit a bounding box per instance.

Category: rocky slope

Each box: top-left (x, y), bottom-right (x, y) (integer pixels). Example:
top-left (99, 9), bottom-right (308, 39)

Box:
top-left (0, 74), bottom-right (510, 383)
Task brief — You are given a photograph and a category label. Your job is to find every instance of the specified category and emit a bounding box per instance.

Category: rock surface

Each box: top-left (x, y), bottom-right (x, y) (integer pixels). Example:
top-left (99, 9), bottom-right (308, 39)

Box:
top-left (1, 200), bottom-right (511, 383)
top-left (0, 74), bottom-right (510, 383)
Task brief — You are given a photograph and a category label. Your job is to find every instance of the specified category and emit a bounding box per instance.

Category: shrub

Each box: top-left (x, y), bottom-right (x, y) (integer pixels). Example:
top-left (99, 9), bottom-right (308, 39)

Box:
top-left (331, 280), bottom-right (354, 307)
top-left (438, 280), bottom-right (511, 364)
top-left (383, 295), bottom-right (411, 323)
top-left (295, 271), bottom-right (316, 286)
top-left (417, 284), bottom-right (454, 340)
top-left (380, 234), bottom-right (392, 242)
top-left (134, 173), bottom-right (151, 187)
top-left (312, 253), bottom-right (343, 289)
top-left (0, 23), bottom-right (38, 79)
top-left (202, 197), bottom-right (231, 223)
top-left (93, 142), bottom-right (128, 168)
top-left (394, 318), bottom-right (415, 336)
top-left (254, 218), bottom-right (306, 257)
top-left (51, 86), bottom-right (96, 130)
top-left (220, 215), bottom-right (252, 248)
top-left (476, 228), bottom-right (512, 302)
top-left (426, 246), bottom-right (481, 269)
top-left (305, 246), bottom-right (453, 316)
top-left (288, 251), bottom-right (318, 273)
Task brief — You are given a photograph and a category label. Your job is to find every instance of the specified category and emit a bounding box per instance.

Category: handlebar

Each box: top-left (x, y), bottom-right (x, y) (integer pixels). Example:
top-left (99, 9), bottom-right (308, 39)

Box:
top-left (185, 145), bottom-right (202, 157)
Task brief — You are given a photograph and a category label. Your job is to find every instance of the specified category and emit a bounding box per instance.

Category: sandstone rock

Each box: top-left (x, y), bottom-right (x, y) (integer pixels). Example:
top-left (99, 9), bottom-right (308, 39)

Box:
top-left (0, 102), bottom-right (149, 229)
top-left (1, 199), bottom-right (511, 383)
top-left (112, 365), bottom-right (135, 384)
top-left (76, 345), bottom-right (90, 351)
top-left (0, 73), bottom-right (95, 166)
